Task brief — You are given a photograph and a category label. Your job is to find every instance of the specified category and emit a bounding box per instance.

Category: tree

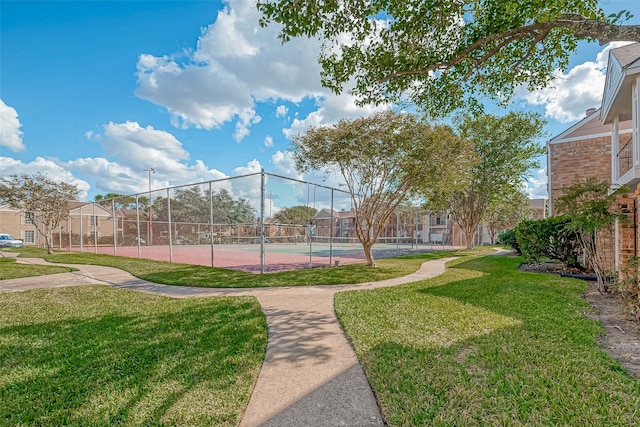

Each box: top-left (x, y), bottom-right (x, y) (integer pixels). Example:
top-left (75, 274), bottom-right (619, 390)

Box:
top-left (556, 178), bottom-right (627, 293)
top-left (94, 193), bottom-right (138, 210)
top-left (0, 173), bottom-right (79, 254)
top-left (170, 186), bottom-right (210, 223)
top-left (212, 189), bottom-right (256, 224)
top-left (293, 110), bottom-right (472, 266)
top-left (422, 112), bottom-right (545, 249)
top-left (483, 184), bottom-right (532, 244)
top-left (273, 205), bottom-right (318, 225)
top-left (153, 188), bottom-right (256, 224)
top-left (258, 0), bottom-right (640, 116)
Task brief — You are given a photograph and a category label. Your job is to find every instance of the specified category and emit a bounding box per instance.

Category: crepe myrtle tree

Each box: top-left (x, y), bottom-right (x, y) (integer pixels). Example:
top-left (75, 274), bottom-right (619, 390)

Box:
top-left (292, 110), bottom-right (473, 266)
top-left (0, 173), bottom-right (79, 254)
top-left (556, 178), bottom-right (628, 293)
top-left (483, 183), bottom-right (532, 245)
top-left (258, 0), bottom-right (639, 117)
top-left (421, 112), bottom-right (546, 249)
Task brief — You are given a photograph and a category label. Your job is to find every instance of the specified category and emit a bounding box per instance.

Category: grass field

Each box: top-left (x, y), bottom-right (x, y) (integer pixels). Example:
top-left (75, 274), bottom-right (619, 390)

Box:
top-left (335, 255), bottom-right (640, 425)
top-left (0, 257), bottom-right (75, 280)
top-left (0, 286), bottom-right (267, 426)
top-left (2, 247), bottom-right (488, 287)
top-left (3, 249), bottom-right (640, 425)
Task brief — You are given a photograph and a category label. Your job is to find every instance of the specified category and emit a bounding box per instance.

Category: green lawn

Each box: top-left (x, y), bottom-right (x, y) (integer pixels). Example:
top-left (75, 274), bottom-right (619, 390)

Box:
top-left (335, 255), bottom-right (640, 426)
top-left (2, 247), bottom-right (495, 287)
top-left (0, 257), bottom-right (75, 279)
top-left (0, 286), bottom-right (267, 426)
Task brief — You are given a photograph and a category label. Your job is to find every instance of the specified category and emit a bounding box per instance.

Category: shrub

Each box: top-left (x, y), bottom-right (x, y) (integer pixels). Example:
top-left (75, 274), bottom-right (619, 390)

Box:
top-left (515, 216), bottom-right (580, 267)
top-left (515, 219), bottom-right (547, 262)
top-left (498, 229), bottom-right (520, 254)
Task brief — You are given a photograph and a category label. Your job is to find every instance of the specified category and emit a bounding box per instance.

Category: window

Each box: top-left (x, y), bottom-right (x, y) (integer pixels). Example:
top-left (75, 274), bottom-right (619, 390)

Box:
top-left (24, 230), bottom-right (35, 243)
top-left (24, 214), bottom-right (34, 225)
top-left (89, 216), bottom-right (99, 226)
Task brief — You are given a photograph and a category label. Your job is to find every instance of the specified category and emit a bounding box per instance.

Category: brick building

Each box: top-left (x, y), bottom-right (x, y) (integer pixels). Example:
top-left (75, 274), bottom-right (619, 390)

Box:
top-left (548, 42), bottom-right (640, 273)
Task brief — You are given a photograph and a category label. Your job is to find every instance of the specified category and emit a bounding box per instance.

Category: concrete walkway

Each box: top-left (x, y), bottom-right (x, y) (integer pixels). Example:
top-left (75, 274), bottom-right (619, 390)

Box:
top-left (1, 254), bottom-right (455, 426)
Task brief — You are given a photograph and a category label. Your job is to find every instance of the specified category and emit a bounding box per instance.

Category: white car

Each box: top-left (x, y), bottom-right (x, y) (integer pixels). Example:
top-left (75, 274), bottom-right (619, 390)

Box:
top-left (0, 233), bottom-right (24, 248)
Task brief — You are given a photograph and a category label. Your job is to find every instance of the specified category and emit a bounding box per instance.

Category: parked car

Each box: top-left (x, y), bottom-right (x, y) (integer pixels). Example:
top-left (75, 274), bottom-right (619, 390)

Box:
top-left (0, 233), bottom-right (24, 248)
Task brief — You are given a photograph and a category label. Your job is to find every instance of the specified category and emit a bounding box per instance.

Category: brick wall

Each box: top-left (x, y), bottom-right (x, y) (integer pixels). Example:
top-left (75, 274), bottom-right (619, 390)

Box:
top-left (549, 134), bottom-right (639, 275)
top-left (548, 136), bottom-right (612, 214)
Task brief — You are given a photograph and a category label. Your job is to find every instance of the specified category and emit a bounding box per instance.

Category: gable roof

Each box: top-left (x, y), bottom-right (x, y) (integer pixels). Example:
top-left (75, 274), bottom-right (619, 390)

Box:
top-left (601, 42), bottom-right (640, 124)
top-left (611, 42), bottom-right (640, 68)
top-left (548, 108), bottom-right (632, 144)
top-left (68, 201), bottom-right (115, 216)
top-left (313, 208), bottom-right (356, 220)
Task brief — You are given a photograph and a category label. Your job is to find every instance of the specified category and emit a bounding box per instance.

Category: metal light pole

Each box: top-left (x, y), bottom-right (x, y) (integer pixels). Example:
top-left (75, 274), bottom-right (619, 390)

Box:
top-left (144, 168), bottom-right (155, 245)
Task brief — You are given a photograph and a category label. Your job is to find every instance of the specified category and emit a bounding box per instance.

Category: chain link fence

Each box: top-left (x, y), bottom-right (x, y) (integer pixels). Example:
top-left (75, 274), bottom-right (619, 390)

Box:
top-left (50, 171), bottom-right (459, 272)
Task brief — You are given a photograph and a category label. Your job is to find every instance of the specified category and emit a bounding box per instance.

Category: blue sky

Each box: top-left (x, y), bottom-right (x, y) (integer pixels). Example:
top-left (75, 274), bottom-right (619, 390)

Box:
top-left (1, 0), bottom-right (639, 205)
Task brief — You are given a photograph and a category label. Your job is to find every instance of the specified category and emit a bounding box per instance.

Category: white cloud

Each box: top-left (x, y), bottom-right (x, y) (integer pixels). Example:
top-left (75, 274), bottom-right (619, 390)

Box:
top-left (135, 0), bottom-right (384, 139)
top-left (526, 168), bottom-right (548, 199)
top-left (228, 159), bottom-right (264, 212)
top-left (271, 150), bottom-right (301, 179)
top-left (264, 135), bottom-right (274, 147)
top-left (233, 108), bottom-right (262, 142)
top-left (519, 42), bottom-right (633, 123)
top-left (0, 99), bottom-right (25, 152)
top-left (0, 156), bottom-right (91, 199)
top-left (101, 121), bottom-right (189, 169)
top-left (283, 110), bottom-right (325, 139)
top-left (135, 0), bottom-right (325, 131)
top-left (74, 121), bottom-right (230, 194)
top-left (282, 92), bottom-right (388, 139)
top-left (275, 105), bottom-right (288, 118)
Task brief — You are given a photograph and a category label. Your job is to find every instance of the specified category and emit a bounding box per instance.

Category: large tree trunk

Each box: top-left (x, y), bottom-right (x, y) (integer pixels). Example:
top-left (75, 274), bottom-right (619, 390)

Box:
top-left (363, 242), bottom-right (376, 267)
top-left (463, 223), bottom-right (478, 250)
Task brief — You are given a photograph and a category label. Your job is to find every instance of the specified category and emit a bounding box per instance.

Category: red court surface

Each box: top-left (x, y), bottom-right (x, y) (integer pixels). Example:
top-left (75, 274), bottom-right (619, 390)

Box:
top-left (75, 245), bottom-right (368, 273)
top-left (71, 243), bottom-right (457, 273)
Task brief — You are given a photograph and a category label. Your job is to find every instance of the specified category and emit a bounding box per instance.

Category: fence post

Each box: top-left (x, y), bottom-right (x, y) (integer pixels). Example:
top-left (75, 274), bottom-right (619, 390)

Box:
top-left (112, 199), bottom-right (117, 256)
top-left (308, 184), bottom-right (312, 268)
top-left (330, 188), bottom-right (334, 267)
top-left (260, 168), bottom-right (265, 274)
top-left (396, 208), bottom-right (400, 252)
top-left (209, 181), bottom-right (215, 267)
top-left (415, 208), bottom-right (418, 249)
top-left (167, 188), bottom-right (173, 263)
top-left (79, 204), bottom-right (84, 253)
top-left (92, 202), bottom-right (98, 254)
top-left (135, 195), bottom-right (141, 258)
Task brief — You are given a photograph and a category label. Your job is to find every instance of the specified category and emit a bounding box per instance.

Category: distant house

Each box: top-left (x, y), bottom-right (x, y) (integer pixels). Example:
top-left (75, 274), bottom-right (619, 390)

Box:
top-left (312, 208), bottom-right (356, 239)
top-left (0, 204), bottom-right (38, 246)
top-left (310, 207), bottom-right (501, 247)
top-left (529, 199), bottom-right (547, 221)
top-left (0, 201), bottom-right (123, 249)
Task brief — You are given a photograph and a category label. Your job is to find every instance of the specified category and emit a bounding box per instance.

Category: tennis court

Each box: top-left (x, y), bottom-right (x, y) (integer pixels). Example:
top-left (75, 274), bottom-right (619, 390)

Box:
top-left (85, 241), bottom-right (459, 273)
top-left (51, 171), bottom-right (460, 273)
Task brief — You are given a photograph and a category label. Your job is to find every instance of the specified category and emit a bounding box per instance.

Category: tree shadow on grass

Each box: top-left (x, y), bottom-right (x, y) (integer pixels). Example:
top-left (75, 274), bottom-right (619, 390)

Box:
top-left (339, 256), bottom-right (640, 425)
top-left (0, 289), bottom-right (267, 426)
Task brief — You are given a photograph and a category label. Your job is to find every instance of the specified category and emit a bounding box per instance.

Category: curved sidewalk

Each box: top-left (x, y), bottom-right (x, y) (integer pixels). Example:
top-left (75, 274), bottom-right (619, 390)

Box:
top-left (1, 256), bottom-right (455, 426)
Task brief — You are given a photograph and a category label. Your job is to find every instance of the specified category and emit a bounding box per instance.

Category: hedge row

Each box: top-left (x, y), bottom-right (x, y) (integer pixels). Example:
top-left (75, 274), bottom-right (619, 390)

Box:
top-left (499, 215), bottom-right (581, 268)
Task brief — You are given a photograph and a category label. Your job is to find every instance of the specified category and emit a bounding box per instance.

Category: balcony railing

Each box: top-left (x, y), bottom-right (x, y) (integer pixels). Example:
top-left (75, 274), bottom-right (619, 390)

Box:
top-left (618, 135), bottom-right (633, 178)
